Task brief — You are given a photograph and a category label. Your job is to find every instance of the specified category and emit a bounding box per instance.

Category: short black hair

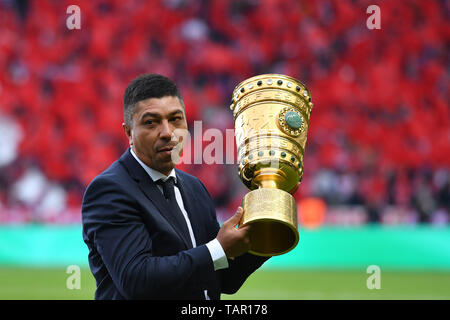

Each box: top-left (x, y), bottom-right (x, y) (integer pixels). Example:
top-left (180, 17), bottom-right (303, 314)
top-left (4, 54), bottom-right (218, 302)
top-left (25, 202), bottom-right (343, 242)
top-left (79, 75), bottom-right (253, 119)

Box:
top-left (123, 74), bottom-right (184, 126)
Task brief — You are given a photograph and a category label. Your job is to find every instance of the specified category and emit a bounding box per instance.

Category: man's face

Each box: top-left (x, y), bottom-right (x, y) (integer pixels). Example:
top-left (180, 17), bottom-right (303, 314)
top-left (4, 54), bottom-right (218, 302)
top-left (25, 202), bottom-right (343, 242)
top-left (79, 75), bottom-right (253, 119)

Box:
top-left (123, 96), bottom-right (188, 175)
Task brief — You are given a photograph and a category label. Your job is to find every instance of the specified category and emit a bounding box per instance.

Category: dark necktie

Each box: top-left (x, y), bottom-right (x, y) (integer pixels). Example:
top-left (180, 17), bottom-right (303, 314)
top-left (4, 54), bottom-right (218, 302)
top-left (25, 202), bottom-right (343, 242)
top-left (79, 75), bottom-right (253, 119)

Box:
top-left (156, 177), bottom-right (193, 248)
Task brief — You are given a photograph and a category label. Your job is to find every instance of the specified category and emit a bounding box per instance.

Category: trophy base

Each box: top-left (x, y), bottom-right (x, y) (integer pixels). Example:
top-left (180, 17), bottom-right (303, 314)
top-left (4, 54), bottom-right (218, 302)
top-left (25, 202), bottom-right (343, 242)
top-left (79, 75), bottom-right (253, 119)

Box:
top-left (240, 188), bottom-right (299, 256)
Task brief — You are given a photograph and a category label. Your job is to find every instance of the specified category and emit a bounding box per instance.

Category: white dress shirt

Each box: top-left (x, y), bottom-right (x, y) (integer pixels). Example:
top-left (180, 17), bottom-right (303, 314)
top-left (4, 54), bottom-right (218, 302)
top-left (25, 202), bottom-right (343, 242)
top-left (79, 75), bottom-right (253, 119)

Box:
top-left (130, 149), bottom-right (229, 273)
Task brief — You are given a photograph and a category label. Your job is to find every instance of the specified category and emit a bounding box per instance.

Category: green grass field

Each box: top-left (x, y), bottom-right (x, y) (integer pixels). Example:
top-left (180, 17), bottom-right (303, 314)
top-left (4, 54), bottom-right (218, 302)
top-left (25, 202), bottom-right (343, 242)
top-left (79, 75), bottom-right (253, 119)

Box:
top-left (1, 267), bottom-right (449, 300)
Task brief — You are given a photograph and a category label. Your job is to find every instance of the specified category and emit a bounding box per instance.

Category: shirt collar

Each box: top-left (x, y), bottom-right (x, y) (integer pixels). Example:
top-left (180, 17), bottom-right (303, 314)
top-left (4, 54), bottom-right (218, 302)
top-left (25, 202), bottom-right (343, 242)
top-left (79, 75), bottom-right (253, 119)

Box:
top-left (130, 148), bottom-right (177, 183)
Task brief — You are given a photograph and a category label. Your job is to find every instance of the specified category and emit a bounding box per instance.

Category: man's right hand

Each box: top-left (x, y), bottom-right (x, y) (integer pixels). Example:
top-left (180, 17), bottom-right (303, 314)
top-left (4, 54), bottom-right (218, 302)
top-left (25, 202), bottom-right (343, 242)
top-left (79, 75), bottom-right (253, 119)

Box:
top-left (216, 207), bottom-right (251, 258)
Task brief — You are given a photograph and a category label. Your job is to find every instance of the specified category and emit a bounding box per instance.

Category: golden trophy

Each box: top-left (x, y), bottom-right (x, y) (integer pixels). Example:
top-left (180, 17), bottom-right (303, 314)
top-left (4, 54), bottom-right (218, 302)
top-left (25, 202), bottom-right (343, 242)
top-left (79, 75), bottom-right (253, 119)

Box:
top-left (229, 74), bottom-right (314, 256)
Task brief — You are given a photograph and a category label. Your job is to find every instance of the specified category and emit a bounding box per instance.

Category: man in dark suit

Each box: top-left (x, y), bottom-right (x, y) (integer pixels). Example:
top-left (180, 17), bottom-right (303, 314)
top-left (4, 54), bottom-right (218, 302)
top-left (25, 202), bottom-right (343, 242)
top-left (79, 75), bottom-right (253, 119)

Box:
top-left (82, 74), bottom-right (268, 299)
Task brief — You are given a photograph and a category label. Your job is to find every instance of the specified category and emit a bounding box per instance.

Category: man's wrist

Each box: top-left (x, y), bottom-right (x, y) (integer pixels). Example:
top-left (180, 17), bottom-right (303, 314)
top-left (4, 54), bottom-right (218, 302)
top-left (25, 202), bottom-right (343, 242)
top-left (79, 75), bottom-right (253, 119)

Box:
top-left (205, 238), bottom-right (229, 271)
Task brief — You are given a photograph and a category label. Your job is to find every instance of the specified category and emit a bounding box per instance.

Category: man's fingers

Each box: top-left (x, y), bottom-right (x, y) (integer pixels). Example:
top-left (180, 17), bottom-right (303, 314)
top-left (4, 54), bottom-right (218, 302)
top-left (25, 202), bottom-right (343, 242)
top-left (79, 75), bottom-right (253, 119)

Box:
top-left (238, 224), bottom-right (251, 233)
top-left (226, 206), bottom-right (244, 226)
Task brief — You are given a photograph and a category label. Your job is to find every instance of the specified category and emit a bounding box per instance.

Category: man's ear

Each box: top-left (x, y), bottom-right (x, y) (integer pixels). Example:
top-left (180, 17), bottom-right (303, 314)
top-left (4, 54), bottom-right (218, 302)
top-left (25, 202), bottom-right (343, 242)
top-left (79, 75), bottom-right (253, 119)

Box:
top-left (122, 122), bottom-right (133, 146)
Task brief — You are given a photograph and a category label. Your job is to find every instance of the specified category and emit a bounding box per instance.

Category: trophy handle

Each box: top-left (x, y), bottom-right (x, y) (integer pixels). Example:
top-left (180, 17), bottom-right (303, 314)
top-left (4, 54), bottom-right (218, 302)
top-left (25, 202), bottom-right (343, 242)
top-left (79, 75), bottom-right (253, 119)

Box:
top-left (241, 166), bottom-right (254, 183)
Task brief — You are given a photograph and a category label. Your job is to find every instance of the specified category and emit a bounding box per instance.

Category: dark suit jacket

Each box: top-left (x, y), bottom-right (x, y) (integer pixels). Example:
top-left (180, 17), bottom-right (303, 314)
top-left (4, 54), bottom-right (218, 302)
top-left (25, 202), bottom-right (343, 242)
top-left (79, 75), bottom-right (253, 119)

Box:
top-left (82, 149), bottom-right (268, 299)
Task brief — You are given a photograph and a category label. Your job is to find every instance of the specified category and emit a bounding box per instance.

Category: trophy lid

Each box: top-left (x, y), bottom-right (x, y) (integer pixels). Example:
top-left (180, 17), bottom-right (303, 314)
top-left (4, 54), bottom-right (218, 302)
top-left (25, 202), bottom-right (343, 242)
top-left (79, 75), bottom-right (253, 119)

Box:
top-left (229, 74), bottom-right (313, 117)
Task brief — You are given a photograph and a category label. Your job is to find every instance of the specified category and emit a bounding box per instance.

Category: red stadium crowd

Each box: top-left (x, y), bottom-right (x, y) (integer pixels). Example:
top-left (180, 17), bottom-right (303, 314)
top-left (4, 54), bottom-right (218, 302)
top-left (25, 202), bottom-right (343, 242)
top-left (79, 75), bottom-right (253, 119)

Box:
top-left (0, 0), bottom-right (448, 224)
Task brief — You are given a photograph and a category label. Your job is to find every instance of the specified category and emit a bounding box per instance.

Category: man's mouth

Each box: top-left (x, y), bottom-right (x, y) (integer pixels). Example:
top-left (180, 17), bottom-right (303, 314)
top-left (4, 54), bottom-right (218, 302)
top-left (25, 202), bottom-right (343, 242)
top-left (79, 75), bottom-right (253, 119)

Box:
top-left (157, 145), bottom-right (177, 156)
top-left (158, 146), bottom-right (174, 152)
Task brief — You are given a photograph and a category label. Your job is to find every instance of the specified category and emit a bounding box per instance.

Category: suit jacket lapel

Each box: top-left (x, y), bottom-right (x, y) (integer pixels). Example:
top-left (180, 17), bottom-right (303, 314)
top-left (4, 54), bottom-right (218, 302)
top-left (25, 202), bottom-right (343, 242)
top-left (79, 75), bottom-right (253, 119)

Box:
top-left (119, 149), bottom-right (191, 250)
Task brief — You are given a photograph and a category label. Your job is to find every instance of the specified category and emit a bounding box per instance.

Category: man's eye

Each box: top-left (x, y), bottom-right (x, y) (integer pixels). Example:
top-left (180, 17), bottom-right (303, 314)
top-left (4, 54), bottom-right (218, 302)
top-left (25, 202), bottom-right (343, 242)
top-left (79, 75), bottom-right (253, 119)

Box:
top-left (144, 120), bottom-right (154, 125)
top-left (171, 117), bottom-right (182, 122)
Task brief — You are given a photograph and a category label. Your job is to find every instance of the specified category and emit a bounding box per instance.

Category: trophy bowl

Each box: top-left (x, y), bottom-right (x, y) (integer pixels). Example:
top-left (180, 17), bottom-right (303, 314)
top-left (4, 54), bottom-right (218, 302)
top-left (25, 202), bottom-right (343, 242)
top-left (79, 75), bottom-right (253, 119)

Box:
top-left (230, 74), bottom-right (314, 256)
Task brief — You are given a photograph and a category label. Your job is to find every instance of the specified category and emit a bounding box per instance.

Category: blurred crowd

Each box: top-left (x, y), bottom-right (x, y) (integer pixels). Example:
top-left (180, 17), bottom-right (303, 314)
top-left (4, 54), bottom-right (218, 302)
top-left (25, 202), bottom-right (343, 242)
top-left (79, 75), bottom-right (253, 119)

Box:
top-left (0, 0), bottom-right (448, 224)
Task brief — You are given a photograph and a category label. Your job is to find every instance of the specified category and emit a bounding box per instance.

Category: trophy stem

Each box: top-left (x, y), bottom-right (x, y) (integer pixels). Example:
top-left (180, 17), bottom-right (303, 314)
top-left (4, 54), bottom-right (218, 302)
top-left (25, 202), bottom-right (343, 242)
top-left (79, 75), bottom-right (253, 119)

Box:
top-left (253, 168), bottom-right (287, 189)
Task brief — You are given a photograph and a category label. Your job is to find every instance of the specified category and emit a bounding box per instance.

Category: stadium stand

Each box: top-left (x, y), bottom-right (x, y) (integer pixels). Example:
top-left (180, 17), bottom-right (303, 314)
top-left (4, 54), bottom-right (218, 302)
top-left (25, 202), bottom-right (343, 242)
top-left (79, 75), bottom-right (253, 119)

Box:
top-left (0, 0), bottom-right (448, 224)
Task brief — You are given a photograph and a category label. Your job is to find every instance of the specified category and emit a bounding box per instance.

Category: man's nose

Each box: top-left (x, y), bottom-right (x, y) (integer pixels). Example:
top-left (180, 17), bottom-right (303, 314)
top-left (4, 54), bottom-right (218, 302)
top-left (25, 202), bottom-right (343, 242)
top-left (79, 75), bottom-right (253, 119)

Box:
top-left (159, 120), bottom-right (173, 139)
